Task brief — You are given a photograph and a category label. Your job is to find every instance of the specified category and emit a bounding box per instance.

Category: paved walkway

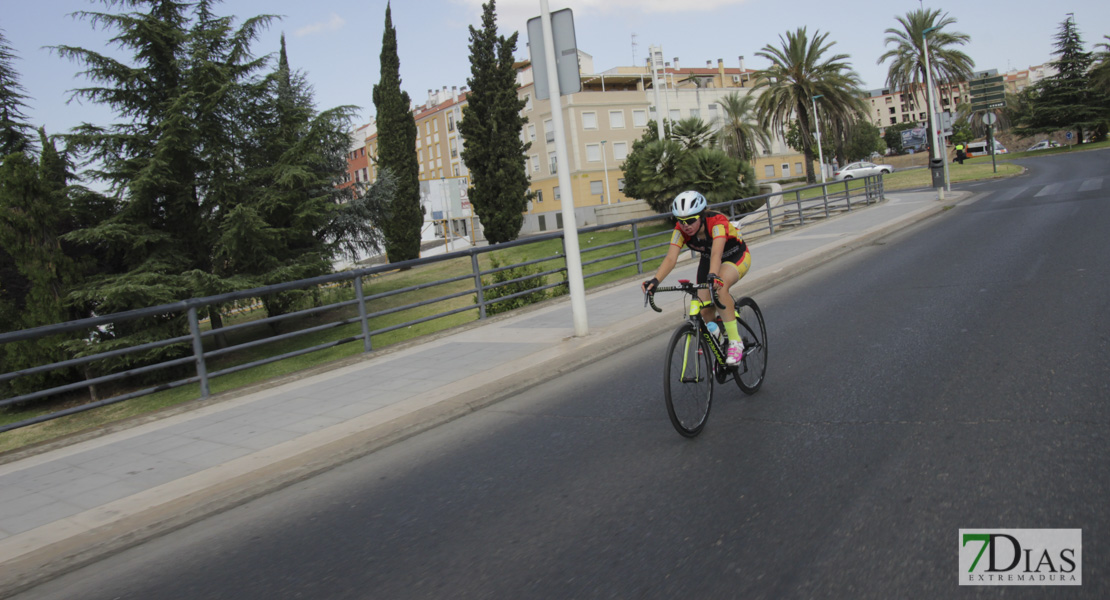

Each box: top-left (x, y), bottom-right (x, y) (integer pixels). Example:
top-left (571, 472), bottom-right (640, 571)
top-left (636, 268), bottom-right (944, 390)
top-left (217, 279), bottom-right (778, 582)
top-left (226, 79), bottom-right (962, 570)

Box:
top-left (0, 189), bottom-right (962, 596)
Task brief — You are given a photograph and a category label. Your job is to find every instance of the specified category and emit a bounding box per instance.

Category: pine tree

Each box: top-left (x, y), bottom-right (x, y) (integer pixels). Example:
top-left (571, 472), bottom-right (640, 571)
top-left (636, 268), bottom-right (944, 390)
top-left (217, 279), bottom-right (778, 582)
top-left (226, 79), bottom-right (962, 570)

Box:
top-left (1016, 16), bottom-right (1106, 143)
top-left (458, 0), bottom-right (530, 244)
top-left (372, 3), bottom-right (423, 263)
top-left (0, 30), bottom-right (35, 155)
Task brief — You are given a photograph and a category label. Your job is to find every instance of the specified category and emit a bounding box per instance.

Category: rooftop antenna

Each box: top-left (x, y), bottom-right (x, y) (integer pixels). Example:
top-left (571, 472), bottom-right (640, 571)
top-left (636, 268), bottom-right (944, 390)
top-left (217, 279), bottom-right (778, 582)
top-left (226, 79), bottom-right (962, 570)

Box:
top-left (631, 33), bottom-right (638, 66)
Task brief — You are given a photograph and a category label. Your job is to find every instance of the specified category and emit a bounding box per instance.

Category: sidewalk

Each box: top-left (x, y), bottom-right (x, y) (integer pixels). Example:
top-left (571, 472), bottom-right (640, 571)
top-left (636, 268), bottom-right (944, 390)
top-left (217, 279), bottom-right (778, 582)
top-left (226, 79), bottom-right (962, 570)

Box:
top-left (0, 189), bottom-right (961, 596)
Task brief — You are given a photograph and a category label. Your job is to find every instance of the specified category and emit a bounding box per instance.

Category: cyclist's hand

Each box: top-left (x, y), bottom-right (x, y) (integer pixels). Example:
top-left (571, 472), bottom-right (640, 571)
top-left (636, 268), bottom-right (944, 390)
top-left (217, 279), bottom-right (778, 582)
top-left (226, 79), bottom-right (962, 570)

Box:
top-left (642, 277), bottom-right (659, 293)
top-left (708, 273), bottom-right (723, 289)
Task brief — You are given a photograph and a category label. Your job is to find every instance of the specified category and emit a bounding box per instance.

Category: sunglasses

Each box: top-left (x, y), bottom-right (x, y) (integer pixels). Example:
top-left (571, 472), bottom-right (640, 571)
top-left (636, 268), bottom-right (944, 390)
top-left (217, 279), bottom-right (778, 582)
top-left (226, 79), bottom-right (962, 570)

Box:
top-left (676, 215), bottom-right (701, 225)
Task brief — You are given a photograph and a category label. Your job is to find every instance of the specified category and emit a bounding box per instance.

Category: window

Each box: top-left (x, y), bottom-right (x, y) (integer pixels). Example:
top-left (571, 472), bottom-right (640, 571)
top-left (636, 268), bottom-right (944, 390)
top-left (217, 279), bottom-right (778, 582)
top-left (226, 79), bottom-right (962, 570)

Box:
top-left (707, 103), bottom-right (718, 121)
top-left (524, 93), bottom-right (532, 111)
top-left (554, 186), bottom-right (561, 200)
top-left (889, 107), bottom-right (896, 115)
top-left (531, 154), bottom-right (539, 173)
top-left (795, 162), bottom-right (803, 175)
top-left (765, 165), bottom-right (775, 177)
top-left (450, 138), bottom-right (458, 158)
top-left (609, 110), bottom-right (625, 129)
top-left (528, 124), bottom-right (536, 142)
top-left (453, 165), bottom-right (460, 176)
top-left (544, 119), bottom-right (554, 142)
top-left (549, 151), bottom-right (557, 173)
top-left (426, 122), bottom-right (432, 135)
top-left (535, 190), bottom-right (543, 203)
top-left (781, 163), bottom-right (789, 176)
top-left (362, 167), bottom-right (368, 181)
top-left (613, 142), bottom-right (628, 161)
top-left (590, 181), bottom-right (603, 195)
top-left (448, 113), bottom-right (455, 132)
top-left (582, 111), bottom-right (598, 129)
top-left (617, 178), bottom-right (625, 192)
top-left (434, 120), bottom-right (439, 133)
top-left (632, 109), bottom-right (647, 127)
top-left (586, 143), bottom-right (601, 162)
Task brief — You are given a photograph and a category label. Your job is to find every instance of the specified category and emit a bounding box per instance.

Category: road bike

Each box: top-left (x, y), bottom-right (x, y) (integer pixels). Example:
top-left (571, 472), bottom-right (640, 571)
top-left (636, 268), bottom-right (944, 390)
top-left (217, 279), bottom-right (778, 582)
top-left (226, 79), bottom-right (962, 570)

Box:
top-left (645, 280), bottom-right (767, 437)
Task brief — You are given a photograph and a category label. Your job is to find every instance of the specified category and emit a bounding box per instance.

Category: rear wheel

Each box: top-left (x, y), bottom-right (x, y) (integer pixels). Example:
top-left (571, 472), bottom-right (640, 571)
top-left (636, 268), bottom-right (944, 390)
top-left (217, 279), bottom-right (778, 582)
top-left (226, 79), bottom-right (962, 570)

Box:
top-left (731, 297), bottom-right (767, 394)
top-left (663, 322), bottom-right (713, 437)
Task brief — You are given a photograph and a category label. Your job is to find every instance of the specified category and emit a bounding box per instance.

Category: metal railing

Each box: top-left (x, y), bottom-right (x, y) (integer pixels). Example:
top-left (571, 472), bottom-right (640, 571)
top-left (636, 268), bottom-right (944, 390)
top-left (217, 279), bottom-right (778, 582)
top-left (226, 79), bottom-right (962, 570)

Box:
top-left (0, 175), bottom-right (884, 432)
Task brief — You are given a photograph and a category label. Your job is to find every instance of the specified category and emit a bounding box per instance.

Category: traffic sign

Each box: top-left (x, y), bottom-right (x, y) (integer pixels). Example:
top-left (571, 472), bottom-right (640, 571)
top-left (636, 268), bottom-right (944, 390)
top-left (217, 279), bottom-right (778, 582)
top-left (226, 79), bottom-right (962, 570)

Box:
top-left (970, 72), bottom-right (1006, 111)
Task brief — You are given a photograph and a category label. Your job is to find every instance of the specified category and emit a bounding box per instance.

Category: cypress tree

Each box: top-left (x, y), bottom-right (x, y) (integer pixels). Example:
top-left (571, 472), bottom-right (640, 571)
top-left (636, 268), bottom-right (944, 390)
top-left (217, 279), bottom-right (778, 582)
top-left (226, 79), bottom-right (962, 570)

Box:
top-left (458, 0), bottom-right (530, 244)
top-left (372, 3), bottom-right (423, 263)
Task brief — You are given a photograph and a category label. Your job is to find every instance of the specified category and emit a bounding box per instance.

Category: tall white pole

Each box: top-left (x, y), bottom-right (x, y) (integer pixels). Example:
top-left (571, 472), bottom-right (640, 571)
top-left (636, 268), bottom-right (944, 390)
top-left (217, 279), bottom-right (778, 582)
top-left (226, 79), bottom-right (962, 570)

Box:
top-left (812, 94), bottom-right (826, 184)
top-left (540, 0), bottom-right (588, 336)
top-left (922, 27), bottom-right (944, 201)
top-left (601, 140), bottom-right (612, 204)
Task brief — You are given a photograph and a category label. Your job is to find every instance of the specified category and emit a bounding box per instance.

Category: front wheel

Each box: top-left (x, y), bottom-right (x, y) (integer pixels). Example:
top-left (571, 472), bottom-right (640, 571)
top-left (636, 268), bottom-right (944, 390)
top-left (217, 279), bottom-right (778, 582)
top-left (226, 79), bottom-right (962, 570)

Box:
top-left (663, 322), bottom-right (713, 437)
top-left (731, 297), bottom-right (768, 394)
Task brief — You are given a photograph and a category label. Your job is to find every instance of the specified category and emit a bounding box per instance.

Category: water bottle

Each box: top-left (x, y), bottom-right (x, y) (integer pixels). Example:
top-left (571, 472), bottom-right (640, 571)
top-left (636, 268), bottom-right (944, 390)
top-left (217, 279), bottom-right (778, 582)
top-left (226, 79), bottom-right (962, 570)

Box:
top-left (706, 321), bottom-right (722, 343)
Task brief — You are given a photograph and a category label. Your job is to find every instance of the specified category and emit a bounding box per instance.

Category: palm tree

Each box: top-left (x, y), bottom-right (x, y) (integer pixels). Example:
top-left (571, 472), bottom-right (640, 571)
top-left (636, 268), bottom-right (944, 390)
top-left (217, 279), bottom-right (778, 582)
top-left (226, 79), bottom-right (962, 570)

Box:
top-left (670, 116), bottom-right (716, 150)
top-left (752, 27), bottom-right (865, 184)
top-left (878, 9), bottom-right (974, 159)
top-left (716, 92), bottom-right (771, 162)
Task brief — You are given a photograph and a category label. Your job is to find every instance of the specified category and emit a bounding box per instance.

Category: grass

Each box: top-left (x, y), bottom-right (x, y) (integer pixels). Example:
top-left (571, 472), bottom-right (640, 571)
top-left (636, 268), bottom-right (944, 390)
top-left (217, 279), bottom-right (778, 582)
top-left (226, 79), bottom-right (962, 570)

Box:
top-left (0, 222), bottom-right (673, 453)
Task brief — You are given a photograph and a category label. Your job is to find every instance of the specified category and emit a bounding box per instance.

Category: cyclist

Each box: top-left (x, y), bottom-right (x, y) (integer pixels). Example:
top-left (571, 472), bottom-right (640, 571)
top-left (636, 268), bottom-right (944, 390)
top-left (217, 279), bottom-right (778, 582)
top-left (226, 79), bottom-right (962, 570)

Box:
top-left (642, 190), bottom-right (751, 365)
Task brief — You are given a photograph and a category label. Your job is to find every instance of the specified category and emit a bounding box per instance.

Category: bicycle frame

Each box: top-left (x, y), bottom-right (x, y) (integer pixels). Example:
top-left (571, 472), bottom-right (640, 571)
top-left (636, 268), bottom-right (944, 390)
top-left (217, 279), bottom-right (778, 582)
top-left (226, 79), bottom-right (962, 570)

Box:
top-left (647, 279), bottom-right (729, 371)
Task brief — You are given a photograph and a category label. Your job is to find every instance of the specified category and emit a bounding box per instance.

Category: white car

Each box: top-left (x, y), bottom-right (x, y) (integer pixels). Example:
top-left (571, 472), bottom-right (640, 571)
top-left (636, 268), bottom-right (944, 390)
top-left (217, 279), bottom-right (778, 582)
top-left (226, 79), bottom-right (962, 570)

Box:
top-left (832, 161), bottom-right (894, 180)
top-left (1026, 140), bottom-right (1060, 152)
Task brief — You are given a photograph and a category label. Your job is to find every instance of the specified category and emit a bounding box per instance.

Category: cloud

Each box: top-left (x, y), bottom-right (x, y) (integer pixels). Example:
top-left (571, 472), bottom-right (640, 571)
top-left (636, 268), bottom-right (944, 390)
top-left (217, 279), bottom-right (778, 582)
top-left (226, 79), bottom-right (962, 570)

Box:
top-left (294, 13), bottom-right (346, 37)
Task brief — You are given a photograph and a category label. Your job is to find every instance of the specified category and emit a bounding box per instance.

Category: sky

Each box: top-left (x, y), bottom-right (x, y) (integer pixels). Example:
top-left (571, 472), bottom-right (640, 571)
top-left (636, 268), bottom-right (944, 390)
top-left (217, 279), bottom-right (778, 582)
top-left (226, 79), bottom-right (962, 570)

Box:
top-left (3, 0), bottom-right (1109, 138)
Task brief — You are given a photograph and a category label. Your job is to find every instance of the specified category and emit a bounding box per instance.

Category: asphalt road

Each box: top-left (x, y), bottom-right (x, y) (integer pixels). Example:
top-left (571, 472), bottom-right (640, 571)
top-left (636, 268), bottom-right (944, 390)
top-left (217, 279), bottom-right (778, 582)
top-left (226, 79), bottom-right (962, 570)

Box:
top-left (18, 149), bottom-right (1110, 599)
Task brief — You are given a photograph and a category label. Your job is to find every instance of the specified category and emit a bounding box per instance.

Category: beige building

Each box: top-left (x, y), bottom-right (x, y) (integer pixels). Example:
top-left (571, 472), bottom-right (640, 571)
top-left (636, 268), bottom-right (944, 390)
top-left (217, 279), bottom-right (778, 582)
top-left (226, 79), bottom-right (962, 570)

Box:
top-left (865, 81), bottom-right (970, 136)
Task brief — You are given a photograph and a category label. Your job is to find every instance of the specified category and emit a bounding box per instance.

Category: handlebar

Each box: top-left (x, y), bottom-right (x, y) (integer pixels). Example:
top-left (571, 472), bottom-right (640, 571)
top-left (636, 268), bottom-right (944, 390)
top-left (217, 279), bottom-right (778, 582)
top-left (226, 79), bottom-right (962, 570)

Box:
top-left (644, 279), bottom-right (725, 313)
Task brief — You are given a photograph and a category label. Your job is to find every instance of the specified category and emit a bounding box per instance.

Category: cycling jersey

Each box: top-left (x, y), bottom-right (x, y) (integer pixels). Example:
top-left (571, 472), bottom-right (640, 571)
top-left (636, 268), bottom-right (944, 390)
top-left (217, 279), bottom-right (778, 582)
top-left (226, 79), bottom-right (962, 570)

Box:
top-left (669, 211), bottom-right (747, 260)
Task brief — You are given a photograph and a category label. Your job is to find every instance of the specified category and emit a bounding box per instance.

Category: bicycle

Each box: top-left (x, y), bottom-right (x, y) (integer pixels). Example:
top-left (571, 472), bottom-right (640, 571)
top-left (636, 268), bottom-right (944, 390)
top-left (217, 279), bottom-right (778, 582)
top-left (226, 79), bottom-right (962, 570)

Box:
top-left (645, 280), bottom-right (767, 437)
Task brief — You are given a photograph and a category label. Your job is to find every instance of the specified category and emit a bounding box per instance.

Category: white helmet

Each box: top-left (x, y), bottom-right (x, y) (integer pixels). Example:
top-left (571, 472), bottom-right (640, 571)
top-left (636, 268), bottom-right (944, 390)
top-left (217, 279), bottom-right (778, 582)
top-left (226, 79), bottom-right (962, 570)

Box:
top-left (671, 190), bottom-right (707, 218)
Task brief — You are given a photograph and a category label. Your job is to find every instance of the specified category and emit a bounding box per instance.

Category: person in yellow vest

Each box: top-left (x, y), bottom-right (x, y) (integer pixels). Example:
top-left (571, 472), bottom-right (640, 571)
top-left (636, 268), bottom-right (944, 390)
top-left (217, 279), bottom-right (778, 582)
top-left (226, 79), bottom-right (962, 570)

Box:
top-left (955, 143), bottom-right (966, 165)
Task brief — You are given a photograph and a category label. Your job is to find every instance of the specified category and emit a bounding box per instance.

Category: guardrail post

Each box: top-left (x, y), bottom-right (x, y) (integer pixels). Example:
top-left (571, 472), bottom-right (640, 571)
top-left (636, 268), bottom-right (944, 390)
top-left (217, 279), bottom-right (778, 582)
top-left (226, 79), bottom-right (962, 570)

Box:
top-left (795, 189), bottom-right (805, 226)
top-left (632, 223), bottom-right (644, 274)
top-left (354, 275), bottom-right (372, 352)
top-left (188, 306), bottom-right (210, 399)
top-left (823, 187), bottom-right (830, 218)
top-left (845, 180), bottom-right (852, 211)
top-left (471, 253), bottom-right (487, 320)
top-left (765, 196), bottom-right (775, 235)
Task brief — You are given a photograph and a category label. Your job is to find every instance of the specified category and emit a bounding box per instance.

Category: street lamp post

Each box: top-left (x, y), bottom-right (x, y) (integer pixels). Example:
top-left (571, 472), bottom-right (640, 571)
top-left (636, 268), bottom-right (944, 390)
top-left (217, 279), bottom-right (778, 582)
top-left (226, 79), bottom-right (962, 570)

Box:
top-left (811, 94), bottom-right (826, 184)
top-left (922, 25), bottom-right (945, 200)
top-left (600, 140), bottom-right (612, 204)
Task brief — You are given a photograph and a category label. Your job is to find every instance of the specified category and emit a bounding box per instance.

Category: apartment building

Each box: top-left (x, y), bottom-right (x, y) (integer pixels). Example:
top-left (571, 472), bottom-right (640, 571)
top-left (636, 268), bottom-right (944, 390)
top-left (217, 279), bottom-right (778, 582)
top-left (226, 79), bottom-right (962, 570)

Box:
top-left (1003, 63), bottom-right (1058, 94)
top-left (865, 81), bottom-right (970, 135)
top-left (339, 121), bottom-right (374, 198)
top-left (519, 51), bottom-right (808, 233)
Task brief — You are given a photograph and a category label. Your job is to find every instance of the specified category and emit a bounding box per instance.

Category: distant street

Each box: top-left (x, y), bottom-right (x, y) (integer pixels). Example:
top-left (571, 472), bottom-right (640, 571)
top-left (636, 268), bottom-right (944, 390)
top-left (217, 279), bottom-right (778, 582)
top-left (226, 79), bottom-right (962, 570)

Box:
top-left (19, 149), bottom-right (1110, 599)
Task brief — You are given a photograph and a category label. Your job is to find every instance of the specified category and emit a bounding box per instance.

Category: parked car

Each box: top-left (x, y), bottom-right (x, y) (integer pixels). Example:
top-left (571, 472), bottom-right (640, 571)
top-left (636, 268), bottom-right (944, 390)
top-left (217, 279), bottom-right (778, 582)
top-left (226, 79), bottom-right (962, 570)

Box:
top-left (965, 141), bottom-right (1008, 157)
top-left (1026, 140), bottom-right (1061, 152)
top-left (831, 161), bottom-right (894, 180)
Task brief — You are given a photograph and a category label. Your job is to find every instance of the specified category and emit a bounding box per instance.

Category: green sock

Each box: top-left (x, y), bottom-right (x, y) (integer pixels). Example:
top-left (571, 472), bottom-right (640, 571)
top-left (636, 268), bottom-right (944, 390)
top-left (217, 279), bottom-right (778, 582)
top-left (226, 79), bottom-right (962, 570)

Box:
top-left (723, 319), bottom-right (740, 342)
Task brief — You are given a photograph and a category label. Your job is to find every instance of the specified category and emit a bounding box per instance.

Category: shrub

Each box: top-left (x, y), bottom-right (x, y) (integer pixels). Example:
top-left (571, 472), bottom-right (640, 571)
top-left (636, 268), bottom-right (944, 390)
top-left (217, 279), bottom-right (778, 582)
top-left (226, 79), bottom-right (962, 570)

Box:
top-left (478, 256), bottom-right (547, 315)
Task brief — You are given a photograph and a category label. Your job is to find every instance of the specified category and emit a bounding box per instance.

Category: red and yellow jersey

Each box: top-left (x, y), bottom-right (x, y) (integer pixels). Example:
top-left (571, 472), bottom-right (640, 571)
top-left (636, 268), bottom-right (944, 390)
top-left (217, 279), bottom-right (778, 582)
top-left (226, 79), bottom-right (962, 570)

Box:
top-left (669, 211), bottom-right (747, 260)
